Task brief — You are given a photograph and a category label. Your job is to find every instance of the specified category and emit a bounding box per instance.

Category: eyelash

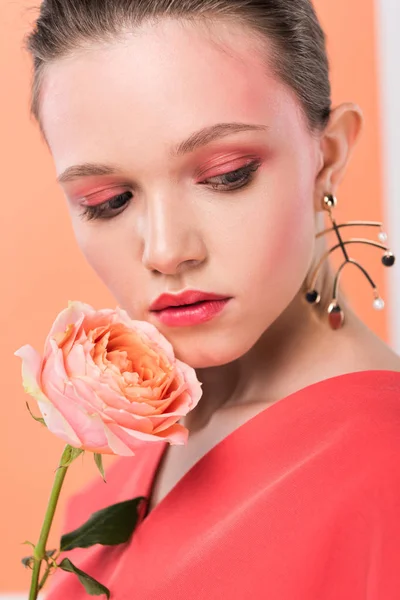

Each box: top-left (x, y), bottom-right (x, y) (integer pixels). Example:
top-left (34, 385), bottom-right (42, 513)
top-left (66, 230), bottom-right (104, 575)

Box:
top-left (78, 159), bottom-right (262, 222)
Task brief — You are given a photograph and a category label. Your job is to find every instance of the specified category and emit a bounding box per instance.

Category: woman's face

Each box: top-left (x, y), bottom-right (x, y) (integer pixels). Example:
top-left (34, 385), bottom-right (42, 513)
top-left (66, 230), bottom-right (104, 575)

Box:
top-left (40, 19), bottom-right (322, 368)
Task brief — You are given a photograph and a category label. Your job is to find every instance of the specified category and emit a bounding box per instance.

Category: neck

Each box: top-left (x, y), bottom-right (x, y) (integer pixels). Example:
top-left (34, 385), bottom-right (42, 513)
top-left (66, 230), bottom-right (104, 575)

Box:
top-left (181, 261), bottom-right (362, 433)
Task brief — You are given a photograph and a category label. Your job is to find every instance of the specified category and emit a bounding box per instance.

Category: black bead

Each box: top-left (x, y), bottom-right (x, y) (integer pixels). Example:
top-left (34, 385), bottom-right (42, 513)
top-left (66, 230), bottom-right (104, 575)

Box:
top-left (306, 290), bottom-right (319, 304)
top-left (382, 253), bottom-right (395, 267)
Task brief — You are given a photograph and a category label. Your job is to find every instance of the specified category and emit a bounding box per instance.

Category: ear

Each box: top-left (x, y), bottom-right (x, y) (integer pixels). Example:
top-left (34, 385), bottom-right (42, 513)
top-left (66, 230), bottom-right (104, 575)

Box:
top-left (314, 103), bottom-right (363, 211)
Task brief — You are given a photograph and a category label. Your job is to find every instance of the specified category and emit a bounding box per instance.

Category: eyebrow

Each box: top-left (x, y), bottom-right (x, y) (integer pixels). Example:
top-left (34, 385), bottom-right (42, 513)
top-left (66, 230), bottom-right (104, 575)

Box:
top-left (56, 122), bottom-right (268, 184)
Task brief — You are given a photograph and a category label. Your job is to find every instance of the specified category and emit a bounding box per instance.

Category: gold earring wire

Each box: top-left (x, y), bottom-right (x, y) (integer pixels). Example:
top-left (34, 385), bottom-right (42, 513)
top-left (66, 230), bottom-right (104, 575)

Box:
top-left (305, 194), bottom-right (396, 330)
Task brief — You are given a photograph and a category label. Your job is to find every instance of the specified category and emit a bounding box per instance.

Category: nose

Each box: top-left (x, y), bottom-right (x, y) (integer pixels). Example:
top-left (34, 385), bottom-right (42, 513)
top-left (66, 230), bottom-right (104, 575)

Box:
top-left (141, 195), bottom-right (207, 275)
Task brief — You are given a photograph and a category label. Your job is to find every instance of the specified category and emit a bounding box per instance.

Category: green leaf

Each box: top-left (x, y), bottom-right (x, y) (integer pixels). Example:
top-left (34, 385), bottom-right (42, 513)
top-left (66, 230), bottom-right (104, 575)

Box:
top-left (26, 402), bottom-right (46, 427)
top-left (94, 453), bottom-right (106, 482)
top-left (60, 496), bottom-right (147, 551)
top-left (58, 558), bottom-right (110, 598)
top-left (59, 445), bottom-right (85, 467)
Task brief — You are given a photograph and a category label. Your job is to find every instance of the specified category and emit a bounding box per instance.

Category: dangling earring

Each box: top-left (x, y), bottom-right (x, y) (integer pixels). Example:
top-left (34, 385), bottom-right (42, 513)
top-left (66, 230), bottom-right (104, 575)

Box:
top-left (305, 193), bottom-right (396, 330)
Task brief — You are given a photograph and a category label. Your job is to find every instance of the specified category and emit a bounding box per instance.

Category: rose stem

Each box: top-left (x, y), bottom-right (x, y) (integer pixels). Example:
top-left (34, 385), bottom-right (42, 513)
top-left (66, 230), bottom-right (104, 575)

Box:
top-left (29, 447), bottom-right (70, 600)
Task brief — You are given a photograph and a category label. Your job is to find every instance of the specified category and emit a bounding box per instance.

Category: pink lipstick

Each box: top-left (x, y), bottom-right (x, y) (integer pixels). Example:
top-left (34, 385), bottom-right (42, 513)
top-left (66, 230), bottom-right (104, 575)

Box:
top-left (150, 290), bottom-right (231, 327)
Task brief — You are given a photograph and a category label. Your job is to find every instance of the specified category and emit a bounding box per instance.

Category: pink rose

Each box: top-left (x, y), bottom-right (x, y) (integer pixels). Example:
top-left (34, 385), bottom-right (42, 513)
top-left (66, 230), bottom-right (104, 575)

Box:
top-left (14, 301), bottom-right (203, 456)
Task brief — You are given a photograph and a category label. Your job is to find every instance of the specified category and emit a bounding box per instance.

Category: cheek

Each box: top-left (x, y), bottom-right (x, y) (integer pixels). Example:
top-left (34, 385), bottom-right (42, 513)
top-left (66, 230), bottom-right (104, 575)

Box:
top-left (70, 220), bottom-right (144, 310)
top-left (227, 174), bottom-right (316, 301)
top-left (71, 220), bottom-right (109, 273)
top-left (268, 195), bottom-right (315, 274)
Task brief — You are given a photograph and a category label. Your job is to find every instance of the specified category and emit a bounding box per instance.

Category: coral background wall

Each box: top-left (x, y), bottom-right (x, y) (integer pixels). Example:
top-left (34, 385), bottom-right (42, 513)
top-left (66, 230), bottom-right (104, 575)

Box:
top-left (1, 0), bottom-right (399, 596)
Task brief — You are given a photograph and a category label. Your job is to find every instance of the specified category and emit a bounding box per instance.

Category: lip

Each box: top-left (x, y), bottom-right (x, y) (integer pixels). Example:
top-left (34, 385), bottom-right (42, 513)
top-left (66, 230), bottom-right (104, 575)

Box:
top-left (150, 290), bottom-right (231, 327)
top-left (150, 290), bottom-right (229, 311)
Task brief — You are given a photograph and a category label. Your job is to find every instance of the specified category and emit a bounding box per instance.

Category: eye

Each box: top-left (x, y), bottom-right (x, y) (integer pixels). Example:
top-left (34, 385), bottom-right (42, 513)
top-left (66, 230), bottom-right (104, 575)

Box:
top-left (202, 159), bottom-right (261, 191)
top-left (79, 191), bottom-right (133, 221)
top-left (78, 159), bottom-right (262, 222)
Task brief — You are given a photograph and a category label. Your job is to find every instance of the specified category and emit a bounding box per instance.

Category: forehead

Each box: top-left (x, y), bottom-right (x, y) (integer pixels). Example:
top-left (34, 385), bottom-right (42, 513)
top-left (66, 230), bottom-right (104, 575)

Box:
top-left (40, 19), bottom-right (301, 165)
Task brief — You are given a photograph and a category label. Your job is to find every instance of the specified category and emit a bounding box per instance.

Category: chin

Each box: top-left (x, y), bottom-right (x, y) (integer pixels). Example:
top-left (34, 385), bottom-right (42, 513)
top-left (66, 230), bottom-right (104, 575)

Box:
top-left (170, 335), bottom-right (256, 369)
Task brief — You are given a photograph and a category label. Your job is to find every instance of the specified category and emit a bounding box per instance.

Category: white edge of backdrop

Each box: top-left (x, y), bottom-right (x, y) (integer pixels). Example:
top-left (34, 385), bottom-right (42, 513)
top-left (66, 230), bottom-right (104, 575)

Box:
top-left (375, 0), bottom-right (400, 353)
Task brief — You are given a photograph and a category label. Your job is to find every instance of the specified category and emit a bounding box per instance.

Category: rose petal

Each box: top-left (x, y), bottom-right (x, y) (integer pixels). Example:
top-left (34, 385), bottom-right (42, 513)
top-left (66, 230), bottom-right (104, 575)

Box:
top-left (14, 344), bottom-right (44, 399)
top-left (43, 301), bottom-right (89, 357)
top-left (107, 421), bottom-right (188, 445)
top-left (36, 397), bottom-right (83, 448)
top-left (102, 407), bottom-right (154, 432)
top-left (152, 415), bottom-right (185, 433)
top-left (46, 381), bottom-right (109, 450)
top-left (155, 422), bottom-right (189, 445)
top-left (114, 307), bottom-right (176, 361)
top-left (175, 358), bottom-right (203, 409)
top-left (67, 377), bottom-right (108, 413)
top-left (14, 344), bottom-right (83, 447)
top-left (66, 342), bottom-right (96, 378)
top-left (103, 425), bottom-right (137, 456)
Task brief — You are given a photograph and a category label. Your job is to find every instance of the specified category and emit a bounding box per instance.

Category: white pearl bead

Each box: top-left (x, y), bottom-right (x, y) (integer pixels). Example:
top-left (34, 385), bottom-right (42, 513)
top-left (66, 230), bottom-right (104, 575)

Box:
top-left (378, 232), bottom-right (388, 242)
top-left (373, 298), bottom-right (385, 311)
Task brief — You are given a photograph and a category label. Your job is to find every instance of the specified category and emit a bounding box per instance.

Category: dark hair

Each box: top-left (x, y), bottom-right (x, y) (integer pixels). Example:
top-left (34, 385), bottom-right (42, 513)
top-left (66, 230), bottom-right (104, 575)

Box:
top-left (25, 0), bottom-right (331, 135)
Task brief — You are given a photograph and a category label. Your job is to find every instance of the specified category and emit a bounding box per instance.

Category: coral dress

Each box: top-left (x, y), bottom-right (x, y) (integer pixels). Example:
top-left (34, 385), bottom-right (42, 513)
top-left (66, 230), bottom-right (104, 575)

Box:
top-left (44, 370), bottom-right (400, 599)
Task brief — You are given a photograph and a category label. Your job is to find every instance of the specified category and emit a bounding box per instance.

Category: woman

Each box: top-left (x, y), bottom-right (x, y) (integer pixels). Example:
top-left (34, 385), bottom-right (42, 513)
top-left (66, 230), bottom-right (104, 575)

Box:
top-left (25, 0), bottom-right (400, 598)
